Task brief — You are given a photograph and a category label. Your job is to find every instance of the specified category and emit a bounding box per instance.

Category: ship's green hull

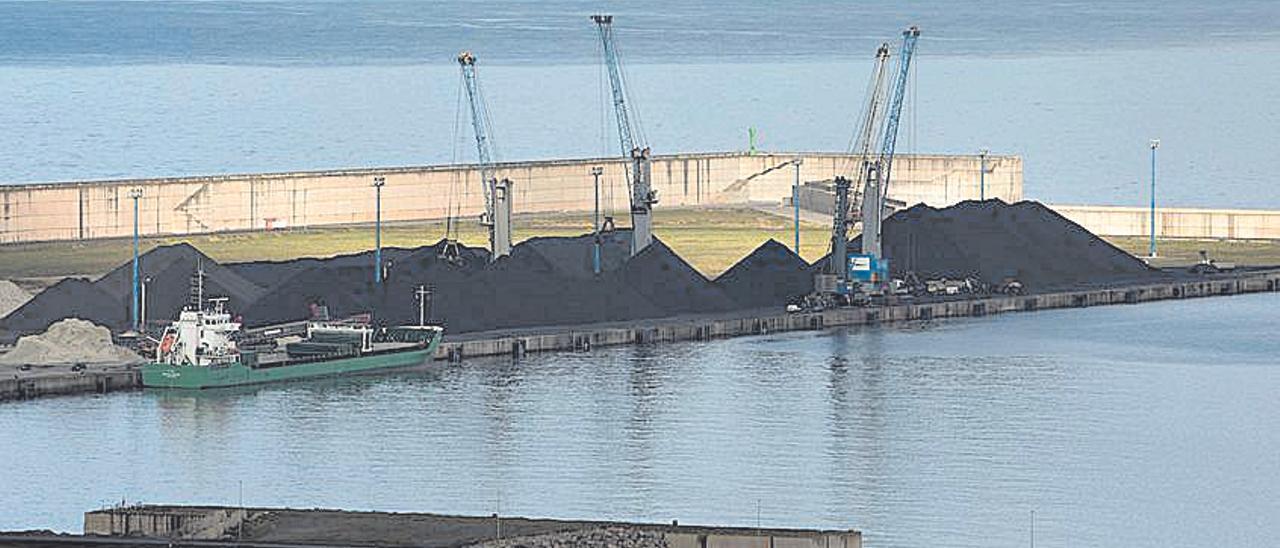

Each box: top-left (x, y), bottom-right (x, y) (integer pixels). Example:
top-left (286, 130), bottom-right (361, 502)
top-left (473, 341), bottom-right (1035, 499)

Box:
top-left (142, 345), bottom-right (436, 389)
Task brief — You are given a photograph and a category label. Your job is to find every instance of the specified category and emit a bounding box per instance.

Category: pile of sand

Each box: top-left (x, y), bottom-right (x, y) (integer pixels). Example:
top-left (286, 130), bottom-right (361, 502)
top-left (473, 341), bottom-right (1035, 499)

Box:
top-left (0, 318), bottom-right (143, 366)
top-left (0, 280), bottom-right (31, 318)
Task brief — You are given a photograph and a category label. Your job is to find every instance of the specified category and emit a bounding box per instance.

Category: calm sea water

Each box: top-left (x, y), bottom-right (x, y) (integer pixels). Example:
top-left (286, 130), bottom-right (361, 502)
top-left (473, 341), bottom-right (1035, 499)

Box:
top-left (1, 1), bottom-right (1279, 207)
top-left (2, 293), bottom-right (1278, 547)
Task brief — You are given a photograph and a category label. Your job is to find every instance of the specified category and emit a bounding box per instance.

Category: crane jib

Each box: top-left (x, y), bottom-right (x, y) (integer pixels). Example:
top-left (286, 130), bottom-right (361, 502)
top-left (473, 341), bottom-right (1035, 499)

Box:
top-left (458, 52), bottom-right (495, 216)
top-left (878, 26), bottom-right (921, 200)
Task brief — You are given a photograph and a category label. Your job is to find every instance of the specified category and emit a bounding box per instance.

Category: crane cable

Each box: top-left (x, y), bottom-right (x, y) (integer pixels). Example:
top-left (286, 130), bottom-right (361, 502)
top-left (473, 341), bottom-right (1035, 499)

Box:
top-left (446, 71), bottom-right (465, 242)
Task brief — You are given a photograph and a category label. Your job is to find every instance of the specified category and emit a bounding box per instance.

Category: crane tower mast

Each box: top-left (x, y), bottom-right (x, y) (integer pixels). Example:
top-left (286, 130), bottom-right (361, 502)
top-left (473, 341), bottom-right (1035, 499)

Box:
top-left (829, 43), bottom-right (892, 279)
top-left (592, 14), bottom-right (656, 256)
top-left (860, 26), bottom-right (919, 268)
top-left (457, 51), bottom-right (512, 261)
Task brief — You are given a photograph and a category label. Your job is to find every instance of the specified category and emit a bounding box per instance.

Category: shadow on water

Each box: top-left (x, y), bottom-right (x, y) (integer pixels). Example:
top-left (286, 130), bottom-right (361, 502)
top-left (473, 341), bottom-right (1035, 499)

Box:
top-left (823, 325), bottom-right (891, 526)
top-left (621, 343), bottom-right (669, 515)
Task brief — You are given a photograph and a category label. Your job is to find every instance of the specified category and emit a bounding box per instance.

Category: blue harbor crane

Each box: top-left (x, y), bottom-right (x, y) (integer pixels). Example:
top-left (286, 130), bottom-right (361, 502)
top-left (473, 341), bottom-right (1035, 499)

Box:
top-left (458, 50), bottom-right (512, 261)
top-left (828, 42), bottom-right (892, 286)
top-left (592, 14), bottom-right (656, 256)
top-left (854, 26), bottom-right (920, 292)
top-left (807, 26), bottom-right (919, 309)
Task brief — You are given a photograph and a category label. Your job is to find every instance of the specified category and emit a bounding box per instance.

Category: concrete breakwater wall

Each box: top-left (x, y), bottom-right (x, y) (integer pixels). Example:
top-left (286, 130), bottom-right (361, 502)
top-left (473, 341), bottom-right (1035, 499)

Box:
top-left (0, 152), bottom-right (1020, 244)
top-left (1053, 204), bottom-right (1280, 240)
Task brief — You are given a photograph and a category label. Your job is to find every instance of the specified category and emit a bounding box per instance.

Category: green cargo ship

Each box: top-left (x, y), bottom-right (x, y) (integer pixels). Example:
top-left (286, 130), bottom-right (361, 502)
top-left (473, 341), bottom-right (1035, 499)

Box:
top-left (142, 298), bottom-right (443, 390)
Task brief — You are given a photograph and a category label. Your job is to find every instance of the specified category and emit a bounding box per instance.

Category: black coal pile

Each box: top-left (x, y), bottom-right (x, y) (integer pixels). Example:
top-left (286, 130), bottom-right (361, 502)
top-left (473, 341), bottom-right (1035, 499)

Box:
top-left (232, 244), bottom-right (463, 327)
top-left (513, 230), bottom-right (634, 279)
top-left (714, 239), bottom-right (813, 308)
top-left (830, 200), bottom-right (1164, 291)
top-left (240, 264), bottom-right (379, 326)
top-left (0, 243), bottom-right (266, 343)
top-left (227, 247), bottom-right (421, 288)
top-left (95, 243), bottom-right (266, 321)
top-left (392, 239), bottom-right (659, 333)
top-left (0, 278), bottom-right (125, 343)
top-left (615, 239), bottom-right (736, 315)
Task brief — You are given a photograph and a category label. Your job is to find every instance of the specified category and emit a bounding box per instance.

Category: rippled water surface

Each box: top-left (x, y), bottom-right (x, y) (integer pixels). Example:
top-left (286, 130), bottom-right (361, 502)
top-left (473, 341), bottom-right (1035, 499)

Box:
top-left (3, 293), bottom-right (1278, 548)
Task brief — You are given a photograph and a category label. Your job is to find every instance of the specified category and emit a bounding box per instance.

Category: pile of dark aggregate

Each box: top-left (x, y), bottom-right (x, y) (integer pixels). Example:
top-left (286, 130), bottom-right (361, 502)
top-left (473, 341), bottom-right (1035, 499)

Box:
top-left (1, 200), bottom-right (1180, 342)
top-left (0, 278), bottom-right (124, 342)
top-left (814, 199), bottom-right (1166, 292)
top-left (0, 243), bottom-right (265, 343)
top-left (714, 239), bottom-right (813, 308)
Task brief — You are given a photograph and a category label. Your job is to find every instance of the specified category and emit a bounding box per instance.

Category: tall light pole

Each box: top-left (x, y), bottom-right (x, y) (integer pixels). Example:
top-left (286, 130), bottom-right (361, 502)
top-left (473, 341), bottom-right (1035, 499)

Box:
top-left (373, 176), bottom-right (386, 284)
top-left (1149, 139), bottom-right (1160, 258)
top-left (978, 148), bottom-right (989, 201)
top-left (793, 158), bottom-right (803, 253)
top-left (129, 188), bottom-right (143, 332)
top-left (590, 167), bottom-right (604, 275)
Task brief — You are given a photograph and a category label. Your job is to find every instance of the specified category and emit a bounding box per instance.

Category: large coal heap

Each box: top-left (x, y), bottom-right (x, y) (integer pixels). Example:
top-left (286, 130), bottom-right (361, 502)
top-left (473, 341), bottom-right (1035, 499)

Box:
top-left (98, 243), bottom-right (266, 319)
top-left (818, 199), bottom-right (1164, 291)
top-left (1, 200), bottom-right (1178, 343)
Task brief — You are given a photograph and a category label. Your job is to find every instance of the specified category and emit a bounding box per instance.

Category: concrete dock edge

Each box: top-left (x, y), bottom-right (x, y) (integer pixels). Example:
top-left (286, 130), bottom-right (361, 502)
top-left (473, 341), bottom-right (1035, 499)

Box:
top-left (434, 271), bottom-right (1280, 361)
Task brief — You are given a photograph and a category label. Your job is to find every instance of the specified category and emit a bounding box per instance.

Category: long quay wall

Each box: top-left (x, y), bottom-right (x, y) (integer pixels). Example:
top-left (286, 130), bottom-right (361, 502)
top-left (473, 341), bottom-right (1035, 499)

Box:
top-left (4, 272), bottom-right (1276, 402)
top-left (0, 152), bottom-right (1021, 244)
top-left (435, 273), bottom-right (1280, 362)
top-left (441, 272), bottom-right (1280, 360)
top-left (0, 369), bottom-right (138, 402)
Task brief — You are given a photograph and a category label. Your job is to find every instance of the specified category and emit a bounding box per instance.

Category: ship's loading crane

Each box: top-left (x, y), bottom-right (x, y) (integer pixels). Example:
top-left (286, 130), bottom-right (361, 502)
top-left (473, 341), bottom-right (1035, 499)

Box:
top-left (457, 51), bottom-right (513, 261)
top-left (592, 14), bottom-right (657, 257)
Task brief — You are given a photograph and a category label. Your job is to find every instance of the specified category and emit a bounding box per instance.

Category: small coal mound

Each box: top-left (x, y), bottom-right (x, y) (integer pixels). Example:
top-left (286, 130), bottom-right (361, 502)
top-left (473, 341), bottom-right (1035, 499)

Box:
top-left (0, 278), bottom-right (125, 343)
top-left (715, 239), bottom-right (813, 308)
top-left (615, 239), bottom-right (735, 315)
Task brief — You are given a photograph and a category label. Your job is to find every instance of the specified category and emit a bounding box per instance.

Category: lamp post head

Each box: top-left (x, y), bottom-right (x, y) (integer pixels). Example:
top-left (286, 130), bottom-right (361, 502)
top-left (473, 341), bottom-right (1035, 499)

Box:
top-left (590, 167), bottom-right (603, 176)
top-left (794, 157), bottom-right (803, 166)
top-left (373, 176), bottom-right (386, 187)
top-left (978, 148), bottom-right (989, 157)
top-left (1150, 139), bottom-right (1160, 150)
top-left (128, 188), bottom-right (143, 199)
